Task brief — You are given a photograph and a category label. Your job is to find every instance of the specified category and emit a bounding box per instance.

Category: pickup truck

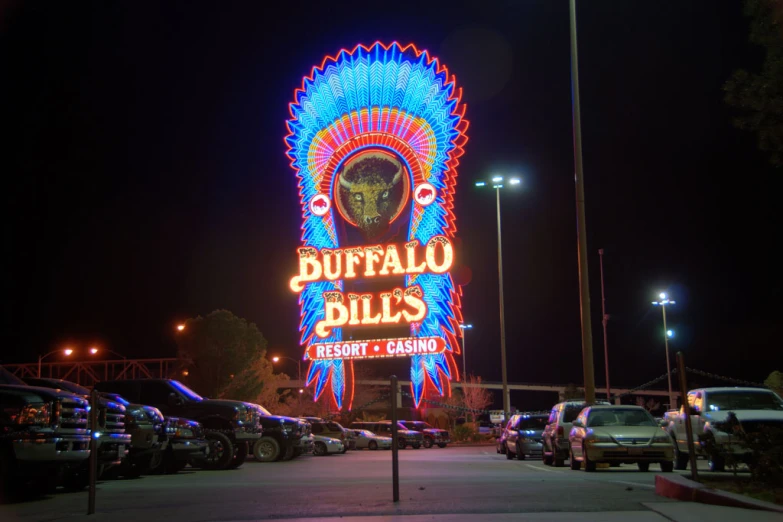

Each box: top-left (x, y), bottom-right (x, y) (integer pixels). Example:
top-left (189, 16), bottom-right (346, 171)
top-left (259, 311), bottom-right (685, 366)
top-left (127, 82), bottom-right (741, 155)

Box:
top-left (0, 384), bottom-right (91, 499)
top-left (94, 379), bottom-right (262, 470)
top-left (666, 386), bottom-right (783, 471)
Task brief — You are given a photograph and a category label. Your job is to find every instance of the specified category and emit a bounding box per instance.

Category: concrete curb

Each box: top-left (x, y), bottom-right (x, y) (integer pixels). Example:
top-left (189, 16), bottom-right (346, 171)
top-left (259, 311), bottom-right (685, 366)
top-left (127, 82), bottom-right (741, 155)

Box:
top-left (655, 474), bottom-right (783, 513)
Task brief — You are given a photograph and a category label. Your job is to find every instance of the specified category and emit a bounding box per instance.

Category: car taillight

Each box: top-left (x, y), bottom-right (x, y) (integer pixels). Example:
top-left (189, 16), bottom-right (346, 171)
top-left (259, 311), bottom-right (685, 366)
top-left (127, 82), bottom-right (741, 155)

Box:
top-left (557, 426), bottom-right (564, 437)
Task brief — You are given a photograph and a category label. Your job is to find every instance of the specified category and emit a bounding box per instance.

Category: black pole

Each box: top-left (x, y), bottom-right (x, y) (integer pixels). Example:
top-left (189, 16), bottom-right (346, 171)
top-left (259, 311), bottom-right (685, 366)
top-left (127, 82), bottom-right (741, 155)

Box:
top-left (676, 352), bottom-right (699, 481)
top-left (390, 375), bottom-right (399, 503)
top-left (88, 389), bottom-right (99, 514)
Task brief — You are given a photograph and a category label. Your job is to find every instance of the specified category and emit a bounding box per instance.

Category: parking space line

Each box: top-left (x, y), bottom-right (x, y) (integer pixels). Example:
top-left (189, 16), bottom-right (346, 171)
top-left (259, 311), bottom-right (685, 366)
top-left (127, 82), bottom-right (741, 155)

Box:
top-left (611, 480), bottom-right (655, 489)
top-left (522, 463), bottom-right (564, 473)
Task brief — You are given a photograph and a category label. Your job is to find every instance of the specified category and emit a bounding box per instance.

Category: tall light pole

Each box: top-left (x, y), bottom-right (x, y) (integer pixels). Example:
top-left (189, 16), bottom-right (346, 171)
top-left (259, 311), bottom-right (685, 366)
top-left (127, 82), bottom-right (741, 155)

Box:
top-left (569, 0), bottom-right (596, 405)
top-left (38, 348), bottom-right (73, 378)
top-left (272, 355), bottom-right (302, 382)
top-left (652, 292), bottom-right (676, 409)
top-left (475, 176), bottom-right (521, 419)
top-left (598, 249), bottom-right (610, 401)
top-left (459, 323), bottom-right (472, 380)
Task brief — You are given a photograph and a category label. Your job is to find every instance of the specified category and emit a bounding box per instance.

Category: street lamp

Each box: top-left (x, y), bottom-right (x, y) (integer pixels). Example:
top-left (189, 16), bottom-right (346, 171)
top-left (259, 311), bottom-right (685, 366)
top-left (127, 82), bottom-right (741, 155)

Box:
top-left (475, 175), bottom-right (522, 419)
top-left (176, 324), bottom-right (186, 332)
top-left (652, 292), bottom-right (676, 409)
top-left (272, 355), bottom-right (302, 382)
top-left (89, 347), bottom-right (127, 360)
top-left (459, 324), bottom-right (472, 380)
top-left (38, 348), bottom-right (73, 378)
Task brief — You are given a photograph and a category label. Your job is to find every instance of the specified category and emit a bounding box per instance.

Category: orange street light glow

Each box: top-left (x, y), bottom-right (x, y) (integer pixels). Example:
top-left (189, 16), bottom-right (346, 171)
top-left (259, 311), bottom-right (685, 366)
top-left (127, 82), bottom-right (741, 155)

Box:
top-left (89, 347), bottom-right (98, 354)
top-left (64, 348), bottom-right (74, 356)
top-left (272, 356), bottom-right (280, 363)
top-left (177, 324), bottom-right (185, 331)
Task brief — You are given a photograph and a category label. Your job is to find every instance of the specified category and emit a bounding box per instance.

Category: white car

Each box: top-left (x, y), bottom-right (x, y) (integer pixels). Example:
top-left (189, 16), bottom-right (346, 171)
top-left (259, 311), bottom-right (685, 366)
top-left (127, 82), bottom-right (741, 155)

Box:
top-left (313, 435), bottom-right (344, 456)
top-left (352, 429), bottom-right (392, 450)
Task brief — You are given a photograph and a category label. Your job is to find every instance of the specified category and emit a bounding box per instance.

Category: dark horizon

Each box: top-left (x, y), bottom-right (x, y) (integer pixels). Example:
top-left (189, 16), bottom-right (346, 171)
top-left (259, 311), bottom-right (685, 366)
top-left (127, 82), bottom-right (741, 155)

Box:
top-left (3, 1), bottom-right (782, 411)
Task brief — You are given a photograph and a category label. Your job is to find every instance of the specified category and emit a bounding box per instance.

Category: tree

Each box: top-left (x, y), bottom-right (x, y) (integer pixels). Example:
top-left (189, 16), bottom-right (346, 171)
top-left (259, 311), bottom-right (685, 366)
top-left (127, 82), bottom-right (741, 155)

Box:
top-left (561, 383), bottom-right (583, 401)
top-left (340, 365), bottom-right (386, 424)
top-left (219, 355), bottom-right (289, 408)
top-left (724, 0), bottom-right (783, 166)
top-left (461, 375), bottom-right (494, 423)
top-left (635, 396), bottom-right (662, 413)
top-left (765, 370), bottom-right (783, 396)
top-left (176, 310), bottom-right (269, 398)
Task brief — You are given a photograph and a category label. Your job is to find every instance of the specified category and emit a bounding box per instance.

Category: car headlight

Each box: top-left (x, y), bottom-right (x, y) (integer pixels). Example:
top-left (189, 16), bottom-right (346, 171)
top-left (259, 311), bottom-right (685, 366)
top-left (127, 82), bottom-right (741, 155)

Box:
top-left (585, 434), bottom-right (612, 444)
top-left (16, 402), bottom-right (52, 426)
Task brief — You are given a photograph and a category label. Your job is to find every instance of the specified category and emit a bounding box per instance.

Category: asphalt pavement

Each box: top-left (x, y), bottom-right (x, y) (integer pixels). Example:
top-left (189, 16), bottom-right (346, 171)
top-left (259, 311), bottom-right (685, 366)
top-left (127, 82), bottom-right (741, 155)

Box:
top-left (0, 446), bottom-right (778, 521)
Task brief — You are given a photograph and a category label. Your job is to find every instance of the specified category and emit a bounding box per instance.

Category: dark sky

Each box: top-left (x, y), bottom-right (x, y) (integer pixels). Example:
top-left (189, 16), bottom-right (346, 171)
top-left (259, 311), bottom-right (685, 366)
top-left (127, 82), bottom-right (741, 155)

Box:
top-left (3, 1), bottom-right (781, 409)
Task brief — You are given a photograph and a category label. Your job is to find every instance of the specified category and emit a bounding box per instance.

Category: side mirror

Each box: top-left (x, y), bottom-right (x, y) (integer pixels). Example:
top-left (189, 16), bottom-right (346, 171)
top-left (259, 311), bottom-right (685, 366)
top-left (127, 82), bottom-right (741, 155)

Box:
top-left (572, 420), bottom-right (583, 428)
top-left (658, 419), bottom-right (669, 427)
top-left (168, 393), bottom-right (184, 408)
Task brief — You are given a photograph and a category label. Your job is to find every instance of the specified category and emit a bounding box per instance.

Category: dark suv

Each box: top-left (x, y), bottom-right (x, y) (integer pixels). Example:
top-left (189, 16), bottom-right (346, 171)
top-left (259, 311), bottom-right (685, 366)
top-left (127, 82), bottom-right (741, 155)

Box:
top-left (350, 421), bottom-right (423, 449)
top-left (399, 421), bottom-right (450, 448)
top-left (253, 405), bottom-right (312, 462)
top-left (94, 379), bottom-right (262, 470)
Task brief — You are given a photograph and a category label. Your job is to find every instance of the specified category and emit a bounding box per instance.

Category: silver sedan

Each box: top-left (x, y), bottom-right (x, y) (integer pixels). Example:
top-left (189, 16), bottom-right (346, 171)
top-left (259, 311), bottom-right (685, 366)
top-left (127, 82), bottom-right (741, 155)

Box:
top-left (352, 429), bottom-right (392, 450)
top-left (313, 435), bottom-right (344, 456)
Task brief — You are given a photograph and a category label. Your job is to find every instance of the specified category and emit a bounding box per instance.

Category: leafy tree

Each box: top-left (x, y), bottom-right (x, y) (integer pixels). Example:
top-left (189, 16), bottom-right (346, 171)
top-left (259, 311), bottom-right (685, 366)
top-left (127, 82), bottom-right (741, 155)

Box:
top-left (765, 370), bottom-right (783, 396)
top-left (724, 0), bottom-right (783, 165)
top-left (219, 356), bottom-right (290, 407)
top-left (561, 383), bottom-right (583, 401)
top-left (176, 310), bottom-right (269, 398)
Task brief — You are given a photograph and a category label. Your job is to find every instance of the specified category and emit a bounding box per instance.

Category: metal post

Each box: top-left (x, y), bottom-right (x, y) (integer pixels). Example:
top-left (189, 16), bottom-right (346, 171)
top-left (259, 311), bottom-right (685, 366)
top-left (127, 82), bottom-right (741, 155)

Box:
top-left (461, 330), bottom-right (467, 381)
top-left (496, 188), bottom-right (510, 420)
top-left (390, 375), bottom-right (400, 502)
top-left (676, 352), bottom-right (698, 481)
top-left (598, 249), bottom-right (610, 400)
top-left (38, 356), bottom-right (42, 378)
top-left (88, 389), bottom-right (99, 514)
top-left (662, 305), bottom-right (674, 409)
top-left (569, 0), bottom-right (596, 405)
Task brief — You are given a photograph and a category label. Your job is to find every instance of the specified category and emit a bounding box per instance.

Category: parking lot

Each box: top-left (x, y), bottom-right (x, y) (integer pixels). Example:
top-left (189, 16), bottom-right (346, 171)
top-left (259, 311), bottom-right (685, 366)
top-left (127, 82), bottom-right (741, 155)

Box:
top-left (2, 445), bottom-right (730, 522)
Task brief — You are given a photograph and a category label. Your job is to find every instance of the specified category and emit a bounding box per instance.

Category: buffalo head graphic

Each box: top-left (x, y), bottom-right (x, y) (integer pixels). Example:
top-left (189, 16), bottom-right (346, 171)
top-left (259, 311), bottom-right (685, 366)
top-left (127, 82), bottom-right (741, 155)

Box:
top-left (337, 152), bottom-right (406, 241)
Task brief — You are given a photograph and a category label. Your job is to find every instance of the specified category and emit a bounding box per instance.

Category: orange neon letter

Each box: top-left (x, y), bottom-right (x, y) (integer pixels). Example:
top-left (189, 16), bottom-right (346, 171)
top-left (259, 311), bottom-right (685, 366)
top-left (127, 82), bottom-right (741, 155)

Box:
top-left (344, 248), bottom-right (365, 278)
top-left (380, 289), bottom-right (402, 324)
top-left (360, 294), bottom-right (381, 325)
top-left (402, 285), bottom-right (427, 322)
top-left (425, 236), bottom-right (453, 274)
top-left (348, 293), bottom-right (361, 325)
top-left (379, 245), bottom-right (405, 276)
top-left (364, 245), bottom-right (383, 277)
top-left (290, 247), bottom-right (323, 292)
top-left (322, 249), bottom-right (343, 280)
top-left (315, 292), bottom-right (349, 337)
top-left (405, 240), bottom-right (427, 274)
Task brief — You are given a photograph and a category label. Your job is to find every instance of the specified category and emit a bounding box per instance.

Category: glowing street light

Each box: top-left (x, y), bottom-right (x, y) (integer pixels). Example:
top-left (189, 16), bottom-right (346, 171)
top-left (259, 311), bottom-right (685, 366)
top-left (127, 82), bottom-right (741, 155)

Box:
top-left (271, 355), bottom-right (302, 382)
top-left (89, 347), bottom-right (99, 355)
top-left (177, 324), bottom-right (186, 332)
top-left (652, 292), bottom-right (676, 408)
top-left (475, 174), bottom-right (523, 419)
top-left (459, 324), bottom-right (472, 380)
top-left (38, 348), bottom-right (73, 378)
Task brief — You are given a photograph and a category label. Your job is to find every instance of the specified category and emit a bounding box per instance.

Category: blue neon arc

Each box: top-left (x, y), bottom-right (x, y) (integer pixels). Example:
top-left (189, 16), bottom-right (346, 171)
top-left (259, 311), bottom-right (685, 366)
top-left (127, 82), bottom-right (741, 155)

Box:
top-left (286, 42), bottom-right (467, 409)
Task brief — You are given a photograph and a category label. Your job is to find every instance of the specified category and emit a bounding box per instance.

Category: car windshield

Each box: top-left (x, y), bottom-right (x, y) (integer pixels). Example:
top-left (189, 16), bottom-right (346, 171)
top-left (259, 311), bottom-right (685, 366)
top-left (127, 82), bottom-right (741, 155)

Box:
top-left (169, 380), bottom-right (203, 401)
top-left (587, 409), bottom-right (656, 427)
top-left (256, 405), bottom-right (272, 416)
top-left (518, 416), bottom-right (548, 430)
top-left (706, 391), bottom-right (783, 411)
top-left (360, 430), bottom-right (375, 437)
top-left (403, 421), bottom-right (433, 430)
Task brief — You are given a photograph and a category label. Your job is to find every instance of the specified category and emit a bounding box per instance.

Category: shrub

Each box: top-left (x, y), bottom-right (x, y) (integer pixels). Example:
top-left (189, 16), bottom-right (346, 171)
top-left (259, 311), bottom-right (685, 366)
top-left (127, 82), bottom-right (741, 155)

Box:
top-left (452, 423), bottom-right (476, 442)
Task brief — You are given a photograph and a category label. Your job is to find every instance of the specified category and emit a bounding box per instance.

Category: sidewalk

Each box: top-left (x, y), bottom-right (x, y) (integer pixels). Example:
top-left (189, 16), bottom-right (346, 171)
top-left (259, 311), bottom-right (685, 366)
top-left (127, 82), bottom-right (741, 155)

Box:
top-left (252, 502), bottom-right (783, 522)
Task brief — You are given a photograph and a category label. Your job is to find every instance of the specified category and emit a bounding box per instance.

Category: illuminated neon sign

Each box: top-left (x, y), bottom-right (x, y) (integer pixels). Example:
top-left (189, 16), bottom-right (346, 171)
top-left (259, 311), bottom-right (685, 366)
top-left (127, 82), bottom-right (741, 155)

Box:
top-left (285, 42), bottom-right (468, 409)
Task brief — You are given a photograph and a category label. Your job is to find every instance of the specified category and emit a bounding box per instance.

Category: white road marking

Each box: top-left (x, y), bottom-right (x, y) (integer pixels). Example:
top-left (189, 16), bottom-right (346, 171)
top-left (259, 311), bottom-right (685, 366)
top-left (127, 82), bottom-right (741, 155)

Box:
top-left (522, 463), bottom-right (563, 473)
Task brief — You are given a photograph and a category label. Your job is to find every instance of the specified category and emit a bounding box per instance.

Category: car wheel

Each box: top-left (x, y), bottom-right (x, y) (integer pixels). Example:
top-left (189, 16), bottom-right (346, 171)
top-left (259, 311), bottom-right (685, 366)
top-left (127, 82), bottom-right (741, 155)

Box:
top-left (314, 442), bottom-right (327, 456)
top-left (437, 443), bottom-right (447, 448)
top-left (583, 445), bottom-right (596, 472)
top-left (637, 462), bottom-right (650, 472)
top-left (369, 441), bottom-right (378, 450)
top-left (200, 432), bottom-right (235, 470)
top-left (569, 450), bottom-right (580, 470)
top-left (516, 443), bottom-right (526, 460)
top-left (708, 456), bottom-right (726, 472)
top-left (423, 437), bottom-right (433, 448)
top-left (542, 442), bottom-right (554, 466)
top-left (227, 442), bottom-right (248, 469)
top-left (412, 443), bottom-right (421, 449)
top-left (553, 443), bottom-right (565, 467)
top-left (506, 445), bottom-right (515, 459)
top-left (660, 461), bottom-right (674, 473)
top-left (253, 436), bottom-right (281, 463)
top-left (672, 437), bottom-right (689, 470)
top-left (397, 438), bottom-right (406, 449)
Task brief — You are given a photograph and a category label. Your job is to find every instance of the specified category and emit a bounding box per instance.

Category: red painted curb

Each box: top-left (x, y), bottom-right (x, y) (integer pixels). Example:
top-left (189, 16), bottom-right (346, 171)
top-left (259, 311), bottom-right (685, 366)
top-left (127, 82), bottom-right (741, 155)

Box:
top-left (655, 474), bottom-right (783, 513)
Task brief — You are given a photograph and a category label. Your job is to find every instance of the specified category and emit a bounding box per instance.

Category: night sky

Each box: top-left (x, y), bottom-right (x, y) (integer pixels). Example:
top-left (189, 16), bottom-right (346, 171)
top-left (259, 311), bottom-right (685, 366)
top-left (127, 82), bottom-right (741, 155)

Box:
top-left (3, 1), bottom-right (781, 410)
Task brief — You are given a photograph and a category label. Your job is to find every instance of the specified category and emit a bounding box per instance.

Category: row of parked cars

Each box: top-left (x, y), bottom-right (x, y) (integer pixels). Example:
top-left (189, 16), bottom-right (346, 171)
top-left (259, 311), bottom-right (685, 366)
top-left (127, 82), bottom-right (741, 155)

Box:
top-left (497, 386), bottom-right (783, 473)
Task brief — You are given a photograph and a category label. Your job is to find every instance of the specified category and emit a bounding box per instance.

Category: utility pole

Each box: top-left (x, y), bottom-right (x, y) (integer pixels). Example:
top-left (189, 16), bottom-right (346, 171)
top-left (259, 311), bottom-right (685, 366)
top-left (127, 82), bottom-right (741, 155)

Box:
top-left (598, 249), bottom-right (611, 401)
top-left (569, 0), bottom-right (596, 404)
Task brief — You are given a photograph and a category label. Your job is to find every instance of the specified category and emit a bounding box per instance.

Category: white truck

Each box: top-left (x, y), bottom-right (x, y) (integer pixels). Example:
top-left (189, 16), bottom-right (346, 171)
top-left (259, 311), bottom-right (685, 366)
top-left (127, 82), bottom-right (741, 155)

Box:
top-left (666, 386), bottom-right (783, 471)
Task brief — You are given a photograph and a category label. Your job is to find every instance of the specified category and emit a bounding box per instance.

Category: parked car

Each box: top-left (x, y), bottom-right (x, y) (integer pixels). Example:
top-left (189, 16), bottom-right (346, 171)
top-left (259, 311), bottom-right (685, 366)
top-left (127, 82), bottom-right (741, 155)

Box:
top-left (304, 418), bottom-right (354, 451)
top-left (542, 400), bottom-right (610, 467)
top-left (399, 421), bottom-right (450, 448)
top-left (313, 435), bottom-right (344, 456)
top-left (568, 405), bottom-right (674, 472)
top-left (20, 377), bottom-right (131, 488)
top-left (504, 413), bottom-right (549, 460)
top-left (352, 429), bottom-right (392, 450)
top-left (0, 380), bottom-right (90, 499)
top-left (94, 379), bottom-right (262, 470)
top-left (666, 387), bottom-right (783, 471)
top-left (253, 406), bottom-right (312, 462)
top-left (349, 421), bottom-right (423, 449)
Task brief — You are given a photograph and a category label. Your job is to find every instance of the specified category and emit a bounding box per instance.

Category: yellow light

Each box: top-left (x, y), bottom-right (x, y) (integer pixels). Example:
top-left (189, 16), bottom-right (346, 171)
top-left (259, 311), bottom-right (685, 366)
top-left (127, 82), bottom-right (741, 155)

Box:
top-left (272, 356), bottom-right (280, 363)
top-left (177, 324), bottom-right (185, 331)
top-left (182, 370), bottom-right (189, 376)
top-left (89, 347), bottom-right (98, 355)
top-left (64, 348), bottom-right (74, 356)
